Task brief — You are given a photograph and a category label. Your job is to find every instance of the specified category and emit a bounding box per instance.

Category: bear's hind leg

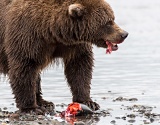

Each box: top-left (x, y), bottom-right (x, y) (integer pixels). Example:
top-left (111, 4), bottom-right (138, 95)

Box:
top-left (36, 74), bottom-right (55, 112)
top-left (8, 60), bottom-right (45, 114)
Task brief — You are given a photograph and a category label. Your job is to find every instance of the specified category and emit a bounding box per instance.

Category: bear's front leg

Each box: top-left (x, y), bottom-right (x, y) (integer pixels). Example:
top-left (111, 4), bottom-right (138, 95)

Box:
top-left (64, 44), bottom-right (100, 111)
top-left (36, 74), bottom-right (55, 112)
top-left (8, 61), bottom-right (45, 115)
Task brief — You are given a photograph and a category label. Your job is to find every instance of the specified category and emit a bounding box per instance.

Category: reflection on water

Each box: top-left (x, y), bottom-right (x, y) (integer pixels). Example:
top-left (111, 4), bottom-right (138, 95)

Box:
top-left (0, 0), bottom-right (160, 124)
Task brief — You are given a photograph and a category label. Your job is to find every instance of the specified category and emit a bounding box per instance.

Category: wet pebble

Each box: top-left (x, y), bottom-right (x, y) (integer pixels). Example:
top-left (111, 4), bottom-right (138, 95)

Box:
top-left (110, 120), bottom-right (116, 124)
top-left (128, 119), bottom-right (136, 123)
top-left (128, 98), bottom-right (138, 101)
top-left (143, 120), bottom-right (150, 124)
top-left (113, 96), bottom-right (126, 101)
top-left (38, 121), bottom-right (42, 124)
top-left (121, 116), bottom-right (126, 120)
top-left (127, 114), bottom-right (136, 118)
top-left (150, 118), bottom-right (154, 123)
top-left (113, 96), bottom-right (138, 102)
top-left (115, 117), bottom-right (121, 119)
top-left (3, 107), bottom-right (7, 110)
top-left (101, 97), bottom-right (107, 100)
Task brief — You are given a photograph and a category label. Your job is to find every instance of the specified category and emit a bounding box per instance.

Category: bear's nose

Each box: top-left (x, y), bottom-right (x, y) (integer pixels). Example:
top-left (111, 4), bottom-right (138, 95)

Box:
top-left (121, 31), bottom-right (128, 39)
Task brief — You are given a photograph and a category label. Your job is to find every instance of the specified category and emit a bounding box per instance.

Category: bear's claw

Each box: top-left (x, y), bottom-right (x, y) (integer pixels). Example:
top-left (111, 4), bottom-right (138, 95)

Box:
top-left (82, 101), bottom-right (100, 111)
top-left (40, 100), bottom-right (55, 112)
top-left (18, 107), bottom-right (46, 115)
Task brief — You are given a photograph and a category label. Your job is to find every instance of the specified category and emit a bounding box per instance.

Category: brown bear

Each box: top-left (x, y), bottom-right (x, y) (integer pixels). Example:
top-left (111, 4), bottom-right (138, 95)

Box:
top-left (0, 0), bottom-right (128, 114)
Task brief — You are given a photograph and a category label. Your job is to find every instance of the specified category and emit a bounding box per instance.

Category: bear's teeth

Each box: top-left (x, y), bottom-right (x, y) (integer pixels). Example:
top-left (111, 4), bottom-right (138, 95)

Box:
top-left (112, 43), bottom-right (117, 46)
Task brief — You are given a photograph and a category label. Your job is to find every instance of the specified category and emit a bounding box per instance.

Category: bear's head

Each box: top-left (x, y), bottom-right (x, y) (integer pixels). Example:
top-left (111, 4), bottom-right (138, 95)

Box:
top-left (53, 0), bottom-right (128, 52)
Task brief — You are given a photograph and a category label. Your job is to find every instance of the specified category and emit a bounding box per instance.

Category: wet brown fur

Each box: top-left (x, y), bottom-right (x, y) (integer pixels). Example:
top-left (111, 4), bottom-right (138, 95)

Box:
top-left (0, 0), bottom-right (127, 113)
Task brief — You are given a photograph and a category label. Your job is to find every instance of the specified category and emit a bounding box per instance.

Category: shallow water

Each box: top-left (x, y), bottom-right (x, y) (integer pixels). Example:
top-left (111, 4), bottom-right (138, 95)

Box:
top-left (1, 0), bottom-right (160, 124)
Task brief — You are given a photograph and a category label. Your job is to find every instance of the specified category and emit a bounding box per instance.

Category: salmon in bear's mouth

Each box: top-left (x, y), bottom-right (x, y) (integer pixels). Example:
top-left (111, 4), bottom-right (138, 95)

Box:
top-left (106, 41), bottom-right (123, 54)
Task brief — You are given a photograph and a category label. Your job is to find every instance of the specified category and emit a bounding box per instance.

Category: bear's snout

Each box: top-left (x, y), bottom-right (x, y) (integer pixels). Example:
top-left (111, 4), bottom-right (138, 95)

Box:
top-left (121, 31), bottom-right (128, 40)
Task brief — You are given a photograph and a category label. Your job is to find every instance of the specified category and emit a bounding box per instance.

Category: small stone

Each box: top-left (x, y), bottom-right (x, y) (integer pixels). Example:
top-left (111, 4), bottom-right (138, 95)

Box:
top-left (122, 116), bottom-right (126, 120)
top-left (101, 97), bottom-right (106, 100)
top-left (127, 114), bottom-right (136, 118)
top-left (11, 103), bottom-right (14, 106)
top-left (3, 107), bottom-right (7, 110)
top-left (128, 119), bottom-right (136, 123)
top-left (128, 98), bottom-right (138, 101)
top-left (115, 117), bottom-right (121, 119)
top-left (143, 120), bottom-right (150, 124)
top-left (150, 118), bottom-right (154, 123)
top-left (113, 96), bottom-right (123, 101)
top-left (110, 120), bottom-right (116, 124)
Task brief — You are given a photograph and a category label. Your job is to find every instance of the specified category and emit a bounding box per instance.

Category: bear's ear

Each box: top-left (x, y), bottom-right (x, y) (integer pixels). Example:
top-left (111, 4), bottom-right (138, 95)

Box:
top-left (68, 4), bottom-right (85, 18)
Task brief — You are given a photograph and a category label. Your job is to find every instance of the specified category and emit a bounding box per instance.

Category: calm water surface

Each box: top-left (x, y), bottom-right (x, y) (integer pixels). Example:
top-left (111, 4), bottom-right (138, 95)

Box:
top-left (0, 0), bottom-right (160, 124)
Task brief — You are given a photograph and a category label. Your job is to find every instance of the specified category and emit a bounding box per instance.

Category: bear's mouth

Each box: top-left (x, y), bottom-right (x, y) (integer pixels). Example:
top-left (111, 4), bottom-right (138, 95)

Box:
top-left (106, 41), bottom-right (123, 54)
